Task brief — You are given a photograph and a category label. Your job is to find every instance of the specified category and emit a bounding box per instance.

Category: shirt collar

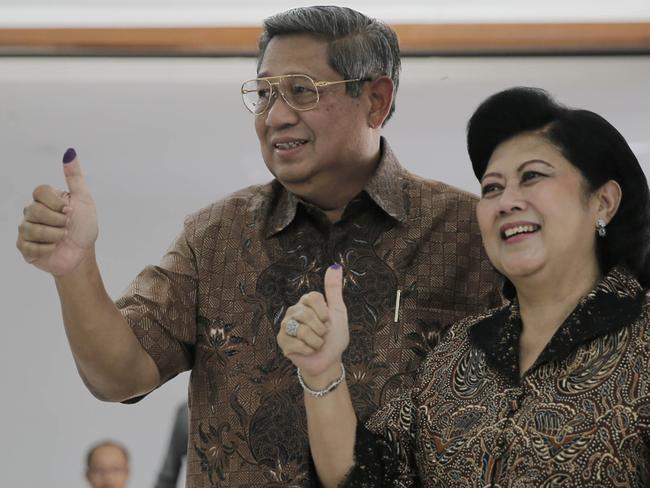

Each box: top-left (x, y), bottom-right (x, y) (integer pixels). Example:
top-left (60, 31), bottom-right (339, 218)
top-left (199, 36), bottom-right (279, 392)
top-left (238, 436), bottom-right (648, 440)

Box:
top-left (265, 137), bottom-right (407, 238)
top-left (363, 139), bottom-right (408, 224)
top-left (469, 267), bottom-right (646, 385)
top-left (265, 182), bottom-right (299, 238)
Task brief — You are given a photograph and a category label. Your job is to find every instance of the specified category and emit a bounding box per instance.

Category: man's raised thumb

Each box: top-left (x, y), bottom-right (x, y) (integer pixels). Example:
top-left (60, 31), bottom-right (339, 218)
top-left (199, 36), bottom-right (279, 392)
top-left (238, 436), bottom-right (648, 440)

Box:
top-left (62, 147), bottom-right (89, 195)
top-left (324, 263), bottom-right (345, 312)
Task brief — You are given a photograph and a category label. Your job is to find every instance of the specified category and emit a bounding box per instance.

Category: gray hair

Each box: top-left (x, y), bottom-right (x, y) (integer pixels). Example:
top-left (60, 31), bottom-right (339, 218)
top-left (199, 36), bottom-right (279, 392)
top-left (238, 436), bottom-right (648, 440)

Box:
top-left (258, 6), bottom-right (401, 124)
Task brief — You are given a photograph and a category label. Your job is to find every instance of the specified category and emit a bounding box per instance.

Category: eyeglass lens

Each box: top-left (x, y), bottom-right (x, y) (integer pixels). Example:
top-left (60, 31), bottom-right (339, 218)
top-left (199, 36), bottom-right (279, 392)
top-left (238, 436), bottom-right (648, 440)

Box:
top-left (242, 75), bottom-right (319, 114)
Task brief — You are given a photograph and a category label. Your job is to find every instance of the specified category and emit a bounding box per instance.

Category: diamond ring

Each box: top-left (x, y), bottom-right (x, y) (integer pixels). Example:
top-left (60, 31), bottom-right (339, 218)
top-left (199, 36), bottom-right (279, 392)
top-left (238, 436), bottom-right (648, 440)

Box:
top-left (285, 318), bottom-right (300, 337)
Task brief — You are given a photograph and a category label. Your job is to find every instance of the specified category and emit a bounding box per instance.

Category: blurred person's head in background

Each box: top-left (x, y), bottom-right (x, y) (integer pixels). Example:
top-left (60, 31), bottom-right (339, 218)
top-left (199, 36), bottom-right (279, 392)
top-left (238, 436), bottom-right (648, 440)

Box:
top-left (85, 440), bottom-right (129, 488)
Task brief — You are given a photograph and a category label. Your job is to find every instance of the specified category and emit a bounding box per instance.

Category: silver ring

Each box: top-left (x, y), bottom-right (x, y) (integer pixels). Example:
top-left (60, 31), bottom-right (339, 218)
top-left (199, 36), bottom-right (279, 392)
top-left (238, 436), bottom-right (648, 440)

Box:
top-left (285, 319), bottom-right (300, 337)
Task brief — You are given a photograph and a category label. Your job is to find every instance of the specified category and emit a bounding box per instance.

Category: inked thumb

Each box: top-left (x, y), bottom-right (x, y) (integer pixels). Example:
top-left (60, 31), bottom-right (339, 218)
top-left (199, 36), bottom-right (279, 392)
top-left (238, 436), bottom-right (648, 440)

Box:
top-left (324, 264), bottom-right (345, 313)
top-left (62, 148), bottom-right (90, 196)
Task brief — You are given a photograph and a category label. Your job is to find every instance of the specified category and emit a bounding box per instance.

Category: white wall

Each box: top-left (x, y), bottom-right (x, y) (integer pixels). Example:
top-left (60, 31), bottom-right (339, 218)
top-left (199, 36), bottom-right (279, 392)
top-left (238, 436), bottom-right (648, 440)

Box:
top-left (1, 0), bottom-right (649, 27)
top-left (1, 55), bottom-right (649, 487)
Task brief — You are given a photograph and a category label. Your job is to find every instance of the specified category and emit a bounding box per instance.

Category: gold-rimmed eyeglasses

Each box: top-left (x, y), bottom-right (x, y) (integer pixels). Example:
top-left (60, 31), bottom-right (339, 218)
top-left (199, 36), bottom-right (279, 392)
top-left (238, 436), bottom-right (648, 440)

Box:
top-left (241, 74), bottom-right (365, 116)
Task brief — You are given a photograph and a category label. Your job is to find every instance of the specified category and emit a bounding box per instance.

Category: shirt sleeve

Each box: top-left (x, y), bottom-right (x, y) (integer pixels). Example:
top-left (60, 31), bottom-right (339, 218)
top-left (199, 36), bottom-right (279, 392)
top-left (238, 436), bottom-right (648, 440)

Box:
top-left (340, 389), bottom-right (419, 487)
top-left (115, 216), bottom-right (199, 386)
top-left (639, 298), bottom-right (650, 451)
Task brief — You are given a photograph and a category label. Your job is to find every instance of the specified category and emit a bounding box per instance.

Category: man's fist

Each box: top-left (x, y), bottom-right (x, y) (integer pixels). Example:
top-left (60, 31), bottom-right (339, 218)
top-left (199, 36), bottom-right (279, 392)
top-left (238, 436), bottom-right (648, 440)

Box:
top-left (17, 148), bottom-right (98, 276)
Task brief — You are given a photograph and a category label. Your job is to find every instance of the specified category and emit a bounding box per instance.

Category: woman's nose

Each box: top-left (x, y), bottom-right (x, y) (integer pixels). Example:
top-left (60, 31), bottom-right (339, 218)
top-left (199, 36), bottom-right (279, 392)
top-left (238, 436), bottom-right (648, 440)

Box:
top-left (498, 183), bottom-right (526, 214)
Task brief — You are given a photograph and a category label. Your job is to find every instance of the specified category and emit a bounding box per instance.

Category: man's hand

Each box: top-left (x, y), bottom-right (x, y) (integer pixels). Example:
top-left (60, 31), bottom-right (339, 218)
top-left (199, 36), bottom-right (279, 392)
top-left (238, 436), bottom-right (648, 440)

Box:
top-left (277, 264), bottom-right (349, 379)
top-left (17, 148), bottom-right (98, 276)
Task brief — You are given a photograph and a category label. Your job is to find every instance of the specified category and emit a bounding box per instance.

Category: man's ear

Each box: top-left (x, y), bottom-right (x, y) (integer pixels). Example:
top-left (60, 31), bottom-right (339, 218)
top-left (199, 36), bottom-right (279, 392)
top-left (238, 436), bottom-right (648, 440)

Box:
top-left (595, 179), bottom-right (622, 224)
top-left (366, 76), bottom-right (394, 129)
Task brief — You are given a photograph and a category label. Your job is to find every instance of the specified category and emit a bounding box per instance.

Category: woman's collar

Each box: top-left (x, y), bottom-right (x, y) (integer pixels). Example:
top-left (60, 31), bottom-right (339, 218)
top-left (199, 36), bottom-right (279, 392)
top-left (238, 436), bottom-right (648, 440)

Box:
top-left (469, 267), bottom-right (646, 385)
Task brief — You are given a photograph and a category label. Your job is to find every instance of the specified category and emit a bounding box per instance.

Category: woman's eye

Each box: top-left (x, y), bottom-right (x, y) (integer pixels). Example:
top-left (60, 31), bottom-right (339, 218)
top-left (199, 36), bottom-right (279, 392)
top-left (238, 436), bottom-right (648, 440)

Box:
top-left (481, 183), bottom-right (502, 196)
top-left (521, 171), bottom-right (545, 183)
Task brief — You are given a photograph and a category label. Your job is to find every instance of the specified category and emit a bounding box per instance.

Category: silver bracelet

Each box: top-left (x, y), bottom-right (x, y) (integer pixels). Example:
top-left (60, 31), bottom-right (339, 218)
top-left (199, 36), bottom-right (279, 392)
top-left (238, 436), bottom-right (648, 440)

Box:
top-left (297, 363), bottom-right (346, 398)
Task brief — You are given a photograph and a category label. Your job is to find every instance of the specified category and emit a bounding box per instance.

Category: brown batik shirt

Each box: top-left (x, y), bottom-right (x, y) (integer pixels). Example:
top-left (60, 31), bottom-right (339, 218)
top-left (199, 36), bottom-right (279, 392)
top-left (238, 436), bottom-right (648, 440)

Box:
top-left (115, 140), bottom-right (502, 487)
top-left (347, 268), bottom-right (650, 487)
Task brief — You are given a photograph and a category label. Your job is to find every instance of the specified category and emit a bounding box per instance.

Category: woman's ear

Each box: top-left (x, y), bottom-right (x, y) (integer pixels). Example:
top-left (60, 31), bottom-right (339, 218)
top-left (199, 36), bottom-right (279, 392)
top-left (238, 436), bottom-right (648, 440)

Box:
top-left (595, 179), bottom-right (622, 224)
top-left (366, 76), bottom-right (394, 129)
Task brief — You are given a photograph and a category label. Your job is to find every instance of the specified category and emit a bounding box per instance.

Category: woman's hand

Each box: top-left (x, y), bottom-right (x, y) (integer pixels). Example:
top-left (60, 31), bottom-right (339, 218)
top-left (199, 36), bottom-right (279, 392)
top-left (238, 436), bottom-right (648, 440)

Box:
top-left (280, 265), bottom-right (356, 488)
top-left (277, 264), bottom-right (349, 381)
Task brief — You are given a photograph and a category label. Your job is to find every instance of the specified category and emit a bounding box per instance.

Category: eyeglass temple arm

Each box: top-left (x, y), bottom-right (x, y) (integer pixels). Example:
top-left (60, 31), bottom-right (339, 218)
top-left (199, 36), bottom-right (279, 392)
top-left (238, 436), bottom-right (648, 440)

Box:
top-left (314, 78), bottom-right (362, 87)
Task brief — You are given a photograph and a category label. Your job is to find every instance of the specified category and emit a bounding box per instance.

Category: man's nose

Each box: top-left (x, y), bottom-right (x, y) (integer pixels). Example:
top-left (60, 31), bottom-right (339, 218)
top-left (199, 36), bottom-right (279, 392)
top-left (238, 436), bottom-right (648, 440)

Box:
top-left (264, 90), bottom-right (299, 127)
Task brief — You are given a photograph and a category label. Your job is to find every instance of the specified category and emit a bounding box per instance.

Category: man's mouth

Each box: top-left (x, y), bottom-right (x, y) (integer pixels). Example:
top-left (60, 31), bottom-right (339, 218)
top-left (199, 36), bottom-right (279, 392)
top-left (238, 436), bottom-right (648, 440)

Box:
top-left (501, 224), bottom-right (541, 240)
top-left (273, 140), bottom-right (308, 150)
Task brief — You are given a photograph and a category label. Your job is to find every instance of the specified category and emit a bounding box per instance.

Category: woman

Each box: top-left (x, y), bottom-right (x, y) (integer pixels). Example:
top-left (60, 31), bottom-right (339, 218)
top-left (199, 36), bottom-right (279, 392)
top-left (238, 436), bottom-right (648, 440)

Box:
top-left (277, 87), bottom-right (650, 487)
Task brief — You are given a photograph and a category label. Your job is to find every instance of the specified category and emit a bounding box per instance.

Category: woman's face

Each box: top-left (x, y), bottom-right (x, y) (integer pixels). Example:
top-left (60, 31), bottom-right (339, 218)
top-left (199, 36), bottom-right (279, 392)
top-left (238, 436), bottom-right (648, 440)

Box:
top-left (476, 133), bottom-right (601, 285)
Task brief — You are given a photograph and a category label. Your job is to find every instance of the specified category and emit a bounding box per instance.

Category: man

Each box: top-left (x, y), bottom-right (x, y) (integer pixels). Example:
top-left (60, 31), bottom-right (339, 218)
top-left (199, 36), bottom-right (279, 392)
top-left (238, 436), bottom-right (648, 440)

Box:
top-left (85, 441), bottom-right (129, 488)
top-left (16, 6), bottom-right (502, 487)
top-left (154, 402), bottom-right (188, 488)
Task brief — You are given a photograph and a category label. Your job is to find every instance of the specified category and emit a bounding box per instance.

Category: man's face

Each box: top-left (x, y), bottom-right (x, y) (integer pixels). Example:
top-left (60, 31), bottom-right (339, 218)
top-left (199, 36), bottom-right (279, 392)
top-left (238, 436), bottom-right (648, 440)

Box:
top-left (254, 34), bottom-right (374, 204)
top-left (86, 445), bottom-right (129, 488)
